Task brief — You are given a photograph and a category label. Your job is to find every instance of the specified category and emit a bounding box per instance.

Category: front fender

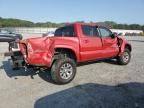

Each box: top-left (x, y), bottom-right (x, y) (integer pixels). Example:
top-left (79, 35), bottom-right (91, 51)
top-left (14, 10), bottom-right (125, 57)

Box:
top-left (118, 38), bottom-right (132, 56)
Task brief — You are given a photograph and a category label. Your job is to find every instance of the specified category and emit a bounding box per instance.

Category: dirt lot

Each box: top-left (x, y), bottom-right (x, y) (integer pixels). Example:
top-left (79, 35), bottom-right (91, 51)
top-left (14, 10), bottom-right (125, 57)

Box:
top-left (0, 36), bottom-right (144, 108)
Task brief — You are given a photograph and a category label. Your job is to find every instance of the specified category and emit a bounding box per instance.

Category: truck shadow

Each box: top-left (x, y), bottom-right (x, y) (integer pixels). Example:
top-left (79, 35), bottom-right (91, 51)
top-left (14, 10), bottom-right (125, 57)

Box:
top-left (1, 59), bottom-right (53, 83)
top-left (78, 59), bottom-right (119, 66)
top-left (34, 82), bottom-right (144, 108)
top-left (1, 58), bottom-right (119, 83)
top-left (1, 60), bottom-right (34, 78)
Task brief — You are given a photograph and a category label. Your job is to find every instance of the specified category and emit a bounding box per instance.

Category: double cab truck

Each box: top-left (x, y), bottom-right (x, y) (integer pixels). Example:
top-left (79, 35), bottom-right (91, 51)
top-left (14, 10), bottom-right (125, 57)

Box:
top-left (9, 23), bottom-right (132, 84)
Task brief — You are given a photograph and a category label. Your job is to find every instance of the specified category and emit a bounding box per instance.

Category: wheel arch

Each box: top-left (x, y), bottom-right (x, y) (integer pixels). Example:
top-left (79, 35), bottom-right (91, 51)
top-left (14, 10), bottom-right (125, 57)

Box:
top-left (49, 47), bottom-right (79, 67)
top-left (125, 44), bottom-right (132, 52)
top-left (119, 41), bottom-right (132, 56)
top-left (54, 47), bottom-right (78, 62)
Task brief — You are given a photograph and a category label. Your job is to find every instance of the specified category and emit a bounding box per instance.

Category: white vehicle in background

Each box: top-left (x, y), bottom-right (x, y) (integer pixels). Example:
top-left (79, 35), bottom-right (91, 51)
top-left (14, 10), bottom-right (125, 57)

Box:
top-left (42, 31), bottom-right (56, 37)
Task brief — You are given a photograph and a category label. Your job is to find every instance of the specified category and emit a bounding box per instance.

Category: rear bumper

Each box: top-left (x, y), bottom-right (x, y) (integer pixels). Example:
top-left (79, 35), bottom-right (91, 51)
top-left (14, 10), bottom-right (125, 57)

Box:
top-left (4, 50), bottom-right (22, 57)
top-left (4, 50), bottom-right (25, 68)
top-left (4, 52), bottom-right (14, 56)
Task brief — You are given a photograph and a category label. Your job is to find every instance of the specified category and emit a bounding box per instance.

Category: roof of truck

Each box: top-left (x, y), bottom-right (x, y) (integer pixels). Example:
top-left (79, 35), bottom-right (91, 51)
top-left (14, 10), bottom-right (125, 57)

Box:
top-left (63, 23), bottom-right (98, 27)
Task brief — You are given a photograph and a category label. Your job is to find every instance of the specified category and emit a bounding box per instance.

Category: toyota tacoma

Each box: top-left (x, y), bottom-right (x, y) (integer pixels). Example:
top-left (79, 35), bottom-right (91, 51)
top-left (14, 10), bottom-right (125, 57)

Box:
top-left (7, 23), bottom-right (132, 84)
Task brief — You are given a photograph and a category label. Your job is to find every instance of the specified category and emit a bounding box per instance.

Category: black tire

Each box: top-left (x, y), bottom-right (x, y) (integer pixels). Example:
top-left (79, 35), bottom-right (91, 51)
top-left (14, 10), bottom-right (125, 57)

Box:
top-left (51, 58), bottom-right (76, 84)
top-left (117, 48), bottom-right (131, 65)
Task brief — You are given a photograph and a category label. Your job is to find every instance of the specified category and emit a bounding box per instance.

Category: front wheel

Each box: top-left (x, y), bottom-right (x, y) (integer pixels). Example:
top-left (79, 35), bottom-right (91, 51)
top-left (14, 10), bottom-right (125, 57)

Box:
top-left (117, 48), bottom-right (131, 65)
top-left (51, 58), bottom-right (76, 84)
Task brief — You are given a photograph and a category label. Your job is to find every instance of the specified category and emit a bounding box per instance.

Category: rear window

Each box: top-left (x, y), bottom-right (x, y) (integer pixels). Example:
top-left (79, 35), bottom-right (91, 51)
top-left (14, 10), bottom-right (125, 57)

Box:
top-left (54, 26), bottom-right (75, 37)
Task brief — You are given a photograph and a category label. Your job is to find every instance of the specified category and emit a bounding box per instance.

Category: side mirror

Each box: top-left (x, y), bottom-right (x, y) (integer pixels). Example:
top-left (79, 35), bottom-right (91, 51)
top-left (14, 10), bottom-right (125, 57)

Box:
top-left (111, 32), bottom-right (118, 38)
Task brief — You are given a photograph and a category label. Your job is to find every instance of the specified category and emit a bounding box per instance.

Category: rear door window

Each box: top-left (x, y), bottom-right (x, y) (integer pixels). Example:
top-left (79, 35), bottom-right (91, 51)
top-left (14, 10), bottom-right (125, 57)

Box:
top-left (81, 25), bottom-right (99, 37)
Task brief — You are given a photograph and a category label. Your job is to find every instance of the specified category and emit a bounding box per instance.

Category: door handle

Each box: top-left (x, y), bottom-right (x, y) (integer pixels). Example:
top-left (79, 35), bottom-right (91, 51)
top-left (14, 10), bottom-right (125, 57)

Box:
top-left (84, 40), bottom-right (89, 43)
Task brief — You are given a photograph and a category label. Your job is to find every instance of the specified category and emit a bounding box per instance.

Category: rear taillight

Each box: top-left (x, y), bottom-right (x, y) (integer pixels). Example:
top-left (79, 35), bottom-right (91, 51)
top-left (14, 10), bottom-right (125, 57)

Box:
top-left (19, 43), bottom-right (28, 57)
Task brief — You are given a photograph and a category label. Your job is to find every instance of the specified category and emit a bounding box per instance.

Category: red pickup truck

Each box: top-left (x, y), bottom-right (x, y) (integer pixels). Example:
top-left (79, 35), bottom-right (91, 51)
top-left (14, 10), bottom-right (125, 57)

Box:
top-left (12, 23), bottom-right (132, 84)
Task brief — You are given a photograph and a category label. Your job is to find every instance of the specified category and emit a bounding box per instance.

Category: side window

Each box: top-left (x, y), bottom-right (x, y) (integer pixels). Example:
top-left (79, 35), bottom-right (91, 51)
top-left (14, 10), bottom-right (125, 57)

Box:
top-left (63, 26), bottom-right (75, 36)
top-left (99, 27), bottom-right (112, 37)
top-left (82, 25), bottom-right (99, 37)
top-left (54, 26), bottom-right (75, 37)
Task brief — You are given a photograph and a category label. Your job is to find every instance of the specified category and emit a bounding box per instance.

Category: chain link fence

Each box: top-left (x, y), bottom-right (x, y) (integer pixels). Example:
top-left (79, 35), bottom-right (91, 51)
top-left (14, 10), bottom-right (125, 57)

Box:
top-left (3, 27), bottom-right (57, 34)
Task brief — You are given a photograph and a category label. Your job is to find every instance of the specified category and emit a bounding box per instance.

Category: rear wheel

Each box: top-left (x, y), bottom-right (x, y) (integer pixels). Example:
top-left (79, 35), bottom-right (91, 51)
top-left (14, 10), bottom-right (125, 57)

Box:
top-left (51, 58), bottom-right (76, 84)
top-left (117, 48), bottom-right (131, 65)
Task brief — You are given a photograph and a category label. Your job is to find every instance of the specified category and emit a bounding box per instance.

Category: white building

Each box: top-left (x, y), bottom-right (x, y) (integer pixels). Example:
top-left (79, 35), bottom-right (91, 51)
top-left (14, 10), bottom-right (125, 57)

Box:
top-left (111, 29), bottom-right (143, 35)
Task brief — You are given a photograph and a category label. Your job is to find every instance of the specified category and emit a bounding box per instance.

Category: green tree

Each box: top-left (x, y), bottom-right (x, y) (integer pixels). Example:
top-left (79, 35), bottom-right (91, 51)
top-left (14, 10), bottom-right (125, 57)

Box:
top-left (0, 17), bottom-right (144, 30)
top-left (104, 21), bottom-right (117, 28)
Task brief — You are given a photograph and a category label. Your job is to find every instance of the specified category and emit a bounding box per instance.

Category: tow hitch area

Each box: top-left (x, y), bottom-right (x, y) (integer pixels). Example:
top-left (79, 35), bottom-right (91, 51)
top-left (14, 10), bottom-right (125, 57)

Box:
top-left (4, 52), bottom-right (14, 56)
top-left (4, 51), bottom-right (25, 69)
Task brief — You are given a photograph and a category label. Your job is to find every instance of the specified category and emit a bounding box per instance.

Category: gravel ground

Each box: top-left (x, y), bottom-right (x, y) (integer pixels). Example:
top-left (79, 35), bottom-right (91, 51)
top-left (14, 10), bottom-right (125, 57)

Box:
top-left (0, 35), bottom-right (144, 108)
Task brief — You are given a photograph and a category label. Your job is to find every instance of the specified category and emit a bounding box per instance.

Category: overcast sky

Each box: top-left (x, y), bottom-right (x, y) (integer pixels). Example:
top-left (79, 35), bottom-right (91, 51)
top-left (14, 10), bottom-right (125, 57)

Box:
top-left (0, 0), bottom-right (144, 24)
